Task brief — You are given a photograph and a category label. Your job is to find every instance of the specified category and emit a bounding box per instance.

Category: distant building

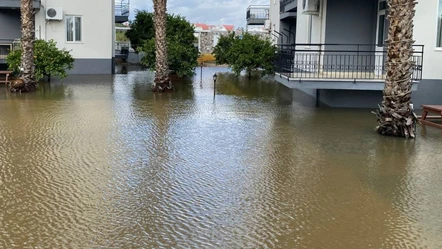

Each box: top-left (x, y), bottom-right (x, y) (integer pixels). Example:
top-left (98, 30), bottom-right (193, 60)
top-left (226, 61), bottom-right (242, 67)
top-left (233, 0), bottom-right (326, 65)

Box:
top-left (194, 23), bottom-right (235, 54)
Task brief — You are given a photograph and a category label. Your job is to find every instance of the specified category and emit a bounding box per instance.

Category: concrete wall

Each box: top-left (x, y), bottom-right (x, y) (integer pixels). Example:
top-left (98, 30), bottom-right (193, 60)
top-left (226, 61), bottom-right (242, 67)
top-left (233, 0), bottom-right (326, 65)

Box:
top-left (314, 79), bottom-right (442, 109)
top-left (412, 80), bottom-right (442, 108)
top-left (318, 89), bottom-right (382, 108)
top-left (296, 0), bottom-right (325, 44)
top-left (269, 0), bottom-right (280, 44)
top-left (35, 0), bottom-right (114, 74)
top-left (69, 59), bottom-right (113, 74)
top-left (0, 9), bottom-right (20, 40)
top-left (414, 0), bottom-right (442, 80)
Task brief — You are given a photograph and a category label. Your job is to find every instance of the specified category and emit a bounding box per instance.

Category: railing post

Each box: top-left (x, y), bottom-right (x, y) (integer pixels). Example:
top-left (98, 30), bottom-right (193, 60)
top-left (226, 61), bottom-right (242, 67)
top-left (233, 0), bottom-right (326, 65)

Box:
top-left (318, 44), bottom-right (322, 78)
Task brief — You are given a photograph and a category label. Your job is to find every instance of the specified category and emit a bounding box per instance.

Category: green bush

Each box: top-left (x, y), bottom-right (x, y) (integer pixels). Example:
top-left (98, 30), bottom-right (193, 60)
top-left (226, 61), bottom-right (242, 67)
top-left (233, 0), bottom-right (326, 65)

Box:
top-left (214, 33), bottom-right (276, 77)
top-left (7, 39), bottom-right (74, 81)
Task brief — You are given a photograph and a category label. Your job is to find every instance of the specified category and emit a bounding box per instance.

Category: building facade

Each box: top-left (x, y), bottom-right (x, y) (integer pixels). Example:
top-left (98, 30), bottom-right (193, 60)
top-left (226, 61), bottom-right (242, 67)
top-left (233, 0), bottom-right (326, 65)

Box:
top-left (269, 0), bottom-right (442, 109)
top-left (194, 24), bottom-right (235, 54)
top-left (0, 0), bottom-right (129, 74)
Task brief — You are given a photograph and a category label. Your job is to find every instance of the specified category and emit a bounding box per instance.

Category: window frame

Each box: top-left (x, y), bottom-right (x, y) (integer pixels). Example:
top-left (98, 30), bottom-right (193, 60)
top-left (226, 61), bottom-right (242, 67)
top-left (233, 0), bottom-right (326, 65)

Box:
top-left (66, 15), bottom-right (83, 43)
top-left (436, 0), bottom-right (442, 48)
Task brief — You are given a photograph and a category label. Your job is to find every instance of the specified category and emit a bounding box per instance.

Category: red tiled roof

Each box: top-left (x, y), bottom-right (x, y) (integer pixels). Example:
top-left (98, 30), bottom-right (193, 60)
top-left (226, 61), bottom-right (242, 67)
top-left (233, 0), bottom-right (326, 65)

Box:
top-left (194, 23), bottom-right (209, 30)
top-left (194, 23), bottom-right (235, 31)
top-left (223, 25), bottom-right (234, 31)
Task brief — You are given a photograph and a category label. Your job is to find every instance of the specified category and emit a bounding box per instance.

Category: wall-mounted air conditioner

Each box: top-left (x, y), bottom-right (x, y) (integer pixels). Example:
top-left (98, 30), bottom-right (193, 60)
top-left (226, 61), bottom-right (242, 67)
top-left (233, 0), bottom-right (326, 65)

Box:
top-left (46, 7), bottom-right (63, 21)
top-left (302, 0), bottom-right (320, 15)
top-left (264, 20), bottom-right (271, 31)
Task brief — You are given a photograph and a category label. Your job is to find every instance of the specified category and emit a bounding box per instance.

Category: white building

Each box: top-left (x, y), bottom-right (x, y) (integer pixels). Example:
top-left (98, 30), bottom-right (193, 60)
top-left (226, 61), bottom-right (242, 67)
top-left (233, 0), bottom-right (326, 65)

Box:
top-left (194, 23), bottom-right (235, 54)
top-left (269, 0), bottom-right (442, 108)
top-left (0, 0), bottom-right (129, 74)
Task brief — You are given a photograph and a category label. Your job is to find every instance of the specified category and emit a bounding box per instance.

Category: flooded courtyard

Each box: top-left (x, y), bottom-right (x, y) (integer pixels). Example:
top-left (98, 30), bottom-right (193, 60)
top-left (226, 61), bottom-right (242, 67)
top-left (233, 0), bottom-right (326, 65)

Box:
top-left (1, 67), bottom-right (442, 248)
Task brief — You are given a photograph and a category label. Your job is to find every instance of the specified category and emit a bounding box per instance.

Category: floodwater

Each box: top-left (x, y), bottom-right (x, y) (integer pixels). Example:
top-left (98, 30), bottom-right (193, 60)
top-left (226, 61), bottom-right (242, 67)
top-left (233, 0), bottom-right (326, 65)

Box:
top-left (1, 67), bottom-right (442, 248)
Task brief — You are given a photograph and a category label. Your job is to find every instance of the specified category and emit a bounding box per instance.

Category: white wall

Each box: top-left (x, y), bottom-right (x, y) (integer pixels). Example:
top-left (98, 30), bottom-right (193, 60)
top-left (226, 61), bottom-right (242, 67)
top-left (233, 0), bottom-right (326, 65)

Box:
top-left (414, 0), bottom-right (442, 79)
top-left (269, 0), bottom-right (280, 44)
top-left (295, 0), bottom-right (326, 45)
top-left (35, 0), bottom-right (113, 60)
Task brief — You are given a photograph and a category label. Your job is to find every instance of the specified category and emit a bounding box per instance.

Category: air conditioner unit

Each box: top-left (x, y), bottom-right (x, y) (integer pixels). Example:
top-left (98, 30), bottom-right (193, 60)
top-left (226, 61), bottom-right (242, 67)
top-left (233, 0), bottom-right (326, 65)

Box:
top-left (46, 7), bottom-right (63, 21)
top-left (264, 20), bottom-right (271, 30)
top-left (302, 0), bottom-right (320, 15)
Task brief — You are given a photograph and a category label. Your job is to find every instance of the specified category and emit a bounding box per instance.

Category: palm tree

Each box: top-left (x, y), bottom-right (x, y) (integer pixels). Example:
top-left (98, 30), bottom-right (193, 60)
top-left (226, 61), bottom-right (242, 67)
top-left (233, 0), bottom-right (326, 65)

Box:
top-left (374, 0), bottom-right (418, 138)
top-left (152, 0), bottom-right (172, 92)
top-left (12, 0), bottom-right (36, 92)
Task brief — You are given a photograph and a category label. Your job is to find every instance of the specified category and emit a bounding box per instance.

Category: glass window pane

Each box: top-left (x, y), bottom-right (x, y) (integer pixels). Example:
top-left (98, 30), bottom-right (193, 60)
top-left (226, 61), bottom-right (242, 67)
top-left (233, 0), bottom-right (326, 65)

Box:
top-left (377, 15), bottom-right (385, 46)
top-left (75, 17), bottom-right (82, 42)
top-left (379, 1), bottom-right (387, 11)
top-left (437, 1), bottom-right (442, 47)
top-left (66, 16), bottom-right (73, 42)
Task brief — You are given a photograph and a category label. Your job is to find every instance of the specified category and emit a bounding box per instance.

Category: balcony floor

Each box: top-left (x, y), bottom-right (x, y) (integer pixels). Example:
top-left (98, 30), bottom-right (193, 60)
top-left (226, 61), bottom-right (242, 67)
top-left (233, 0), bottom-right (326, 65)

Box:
top-left (275, 72), bottom-right (419, 91)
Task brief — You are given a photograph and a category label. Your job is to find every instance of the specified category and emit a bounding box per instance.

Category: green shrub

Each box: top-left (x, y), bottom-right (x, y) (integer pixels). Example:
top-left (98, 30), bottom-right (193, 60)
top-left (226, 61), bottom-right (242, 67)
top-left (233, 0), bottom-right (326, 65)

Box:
top-left (7, 39), bottom-right (74, 81)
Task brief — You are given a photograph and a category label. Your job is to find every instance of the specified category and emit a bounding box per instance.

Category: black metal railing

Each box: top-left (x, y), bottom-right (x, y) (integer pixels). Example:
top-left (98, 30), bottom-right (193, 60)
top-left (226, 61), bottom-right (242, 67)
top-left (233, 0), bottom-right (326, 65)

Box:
top-left (115, 0), bottom-right (130, 16)
top-left (280, 0), bottom-right (296, 12)
top-left (0, 39), bottom-right (21, 60)
top-left (274, 44), bottom-right (424, 81)
top-left (246, 5), bottom-right (269, 21)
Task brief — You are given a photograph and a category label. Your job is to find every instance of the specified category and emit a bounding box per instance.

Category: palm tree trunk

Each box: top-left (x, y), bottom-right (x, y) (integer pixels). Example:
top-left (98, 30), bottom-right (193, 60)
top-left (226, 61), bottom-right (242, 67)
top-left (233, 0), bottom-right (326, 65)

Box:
top-left (152, 0), bottom-right (172, 92)
top-left (13, 0), bottom-right (36, 92)
top-left (374, 0), bottom-right (418, 138)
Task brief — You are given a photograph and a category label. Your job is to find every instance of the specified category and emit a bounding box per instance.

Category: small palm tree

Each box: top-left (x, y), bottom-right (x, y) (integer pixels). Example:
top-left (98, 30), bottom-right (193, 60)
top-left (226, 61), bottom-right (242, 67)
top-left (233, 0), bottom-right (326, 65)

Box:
top-left (13, 0), bottom-right (37, 92)
top-left (152, 0), bottom-right (172, 92)
top-left (374, 0), bottom-right (418, 138)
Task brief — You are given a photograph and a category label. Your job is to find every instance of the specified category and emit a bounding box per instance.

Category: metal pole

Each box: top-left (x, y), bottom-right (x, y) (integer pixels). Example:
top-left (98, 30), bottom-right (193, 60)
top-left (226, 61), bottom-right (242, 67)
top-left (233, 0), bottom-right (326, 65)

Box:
top-left (213, 79), bottom-right (216, 99)
top-left (200, 63), bottom-right (203, 86)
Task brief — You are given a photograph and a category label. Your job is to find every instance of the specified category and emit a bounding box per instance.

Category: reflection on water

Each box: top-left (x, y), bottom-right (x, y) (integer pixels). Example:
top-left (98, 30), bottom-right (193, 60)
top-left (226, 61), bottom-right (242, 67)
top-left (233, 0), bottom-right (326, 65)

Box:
top-left (1, 68), bottom-right (442, 248)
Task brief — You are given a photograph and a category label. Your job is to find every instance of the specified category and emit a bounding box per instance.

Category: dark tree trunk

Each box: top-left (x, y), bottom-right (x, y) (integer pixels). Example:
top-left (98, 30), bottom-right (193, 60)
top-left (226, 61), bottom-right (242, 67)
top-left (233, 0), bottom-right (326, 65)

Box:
top-left (11, 0), bottom-right (36, 93)
top-left (374, 0), bottom-right (418, 138)
top-left (152, 0), bottom-right (173, 92)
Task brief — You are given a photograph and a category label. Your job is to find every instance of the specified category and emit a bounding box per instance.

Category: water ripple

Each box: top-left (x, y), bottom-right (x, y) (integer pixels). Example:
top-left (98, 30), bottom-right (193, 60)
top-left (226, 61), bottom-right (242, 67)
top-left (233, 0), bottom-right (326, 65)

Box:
top-left (0, 68), bottom-right (442, 248)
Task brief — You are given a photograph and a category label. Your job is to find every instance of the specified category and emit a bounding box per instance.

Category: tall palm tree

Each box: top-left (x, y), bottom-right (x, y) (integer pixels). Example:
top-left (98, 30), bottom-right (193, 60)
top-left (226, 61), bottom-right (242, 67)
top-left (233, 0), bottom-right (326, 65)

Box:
top-left (14, 0), bottom-right (37, 92)
top-left (152, 0), bottom-right (171, 92)
top-left (374, 0), bottom-right (418, 138)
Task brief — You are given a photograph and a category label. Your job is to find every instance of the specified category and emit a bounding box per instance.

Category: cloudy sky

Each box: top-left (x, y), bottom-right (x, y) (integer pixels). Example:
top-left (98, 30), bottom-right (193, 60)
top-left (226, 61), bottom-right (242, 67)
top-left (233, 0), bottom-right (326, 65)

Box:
top-left (130, 0), bottom-right (269, 28)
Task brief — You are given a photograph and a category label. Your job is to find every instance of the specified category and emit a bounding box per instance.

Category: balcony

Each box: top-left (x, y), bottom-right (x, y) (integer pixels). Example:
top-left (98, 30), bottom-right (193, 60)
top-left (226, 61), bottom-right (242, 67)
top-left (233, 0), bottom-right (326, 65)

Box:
top-left (280, 0), bottom-right (297, 13)
top-left (0, 0), bottom-right (40, 9)
top-left (246, 5), bottom-right (269, 26)
top-left (274, 44), bottom-right (424, 91)
top-left (115, 0), bottom-right (130, 23)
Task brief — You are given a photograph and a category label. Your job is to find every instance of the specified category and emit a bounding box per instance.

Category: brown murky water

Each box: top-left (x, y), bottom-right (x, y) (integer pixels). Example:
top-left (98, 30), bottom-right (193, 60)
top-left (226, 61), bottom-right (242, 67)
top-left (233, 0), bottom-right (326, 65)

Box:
top-left (1, 67), bottom-right (442, 248)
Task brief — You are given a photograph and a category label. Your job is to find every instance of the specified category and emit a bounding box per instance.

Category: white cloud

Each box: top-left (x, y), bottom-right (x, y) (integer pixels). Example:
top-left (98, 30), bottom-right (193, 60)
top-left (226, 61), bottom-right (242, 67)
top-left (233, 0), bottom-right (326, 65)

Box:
top-left (129, 0), bottom-right (269, 28)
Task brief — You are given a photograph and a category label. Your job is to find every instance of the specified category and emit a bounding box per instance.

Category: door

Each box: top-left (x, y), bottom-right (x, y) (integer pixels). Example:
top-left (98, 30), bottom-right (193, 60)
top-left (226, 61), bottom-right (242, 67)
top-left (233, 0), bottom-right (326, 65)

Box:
top-left (375, 0), bottom-right (388, 77)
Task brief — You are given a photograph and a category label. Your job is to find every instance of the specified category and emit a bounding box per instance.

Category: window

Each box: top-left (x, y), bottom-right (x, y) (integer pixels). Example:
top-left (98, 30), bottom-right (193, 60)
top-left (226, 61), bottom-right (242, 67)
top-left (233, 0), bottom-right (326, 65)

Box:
top-left (66, 15), bottom-right (82, 42)
top-left (437, 0), bottom-right (442, 47)
top-left (377, 15), bottom-right (385, 45)
top-left (376, 0), bottom-right (388, 47)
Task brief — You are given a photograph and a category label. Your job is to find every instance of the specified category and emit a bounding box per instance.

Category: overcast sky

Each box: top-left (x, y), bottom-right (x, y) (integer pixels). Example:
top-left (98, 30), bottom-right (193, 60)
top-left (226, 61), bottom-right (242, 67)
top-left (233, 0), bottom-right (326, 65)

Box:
top-left (130, 0), bottom-right (269, 28)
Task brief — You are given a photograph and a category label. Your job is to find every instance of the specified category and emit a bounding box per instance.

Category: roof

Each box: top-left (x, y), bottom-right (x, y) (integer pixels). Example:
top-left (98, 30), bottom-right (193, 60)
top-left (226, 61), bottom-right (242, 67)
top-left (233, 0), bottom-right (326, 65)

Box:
top-left (194, 23), bottom-right (210, 30)
top-left (194, 23), bottom-right (235, 32)
top-left (223, 25), bottom-right (235, 31)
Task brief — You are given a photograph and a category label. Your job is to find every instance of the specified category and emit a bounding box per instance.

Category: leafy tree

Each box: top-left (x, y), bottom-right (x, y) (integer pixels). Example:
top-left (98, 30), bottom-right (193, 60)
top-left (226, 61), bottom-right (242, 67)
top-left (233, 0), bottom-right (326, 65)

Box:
top-left (7, 40), bottom-right (74, 82)
top-left (213, 32), bottom-right (235, 65)
top-left (125, 11), bottom-right (154, 51)
top-left (214, 33), bottom-right (276, 79)
top-left (126, 10), bottom-right (198, 79)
